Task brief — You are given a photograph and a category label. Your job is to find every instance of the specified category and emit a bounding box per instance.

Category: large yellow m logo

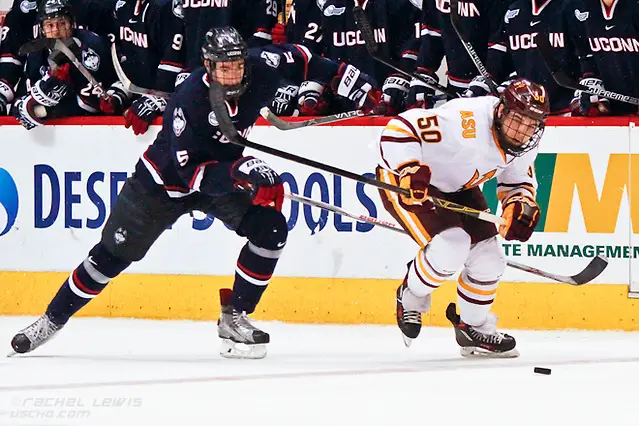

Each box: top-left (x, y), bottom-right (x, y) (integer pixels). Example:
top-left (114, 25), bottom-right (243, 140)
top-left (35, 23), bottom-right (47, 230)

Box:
top-left (545, 154), bottom-right (638, 233)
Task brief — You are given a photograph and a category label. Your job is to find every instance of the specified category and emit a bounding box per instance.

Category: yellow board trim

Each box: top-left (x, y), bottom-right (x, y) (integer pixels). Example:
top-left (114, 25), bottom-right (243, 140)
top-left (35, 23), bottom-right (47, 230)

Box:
top-left (1, 271), bottom-right (638, 331)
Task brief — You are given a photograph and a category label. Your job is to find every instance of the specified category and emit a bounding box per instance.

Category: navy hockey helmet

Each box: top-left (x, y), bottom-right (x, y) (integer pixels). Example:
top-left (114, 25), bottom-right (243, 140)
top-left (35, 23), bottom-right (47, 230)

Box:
top-left (202, 26), bottom-right (250, 98)
top-left (494, 78), bottom-right (550, 157)
top-left (38, 0), bottom-right (75, 38)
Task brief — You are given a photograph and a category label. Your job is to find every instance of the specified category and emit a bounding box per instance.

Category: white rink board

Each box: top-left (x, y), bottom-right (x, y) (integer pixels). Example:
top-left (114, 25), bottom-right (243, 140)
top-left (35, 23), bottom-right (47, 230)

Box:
top-left (0, 123), bottom-right (634, 285)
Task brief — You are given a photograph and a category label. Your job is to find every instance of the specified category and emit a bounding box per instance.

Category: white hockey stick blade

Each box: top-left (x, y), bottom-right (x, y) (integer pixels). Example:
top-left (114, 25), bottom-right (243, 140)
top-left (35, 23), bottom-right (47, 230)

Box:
top-left (110, 44), bottom-right (171, 99)
top-left (260, 107), bottom-right (365, 130)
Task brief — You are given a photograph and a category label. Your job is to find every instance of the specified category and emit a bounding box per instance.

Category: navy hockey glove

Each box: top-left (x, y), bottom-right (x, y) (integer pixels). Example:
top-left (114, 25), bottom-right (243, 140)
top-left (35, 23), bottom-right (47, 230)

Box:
top-left (331, 63), bottom-right (380, 114)
top-left (124, 95), bottom-right (167, 135)
top-left (13, 96), bottom-right (46, 130)
top-left (270, 84), bottom-right (299, 116)
top-left (375, 74), bottom-right (410, 116)
top-left (571, 77), bottom-right (610, 117)
top-left (499, 196), bottom-right (540, 242)
top-left (406, 68), bottom-right (438, 109)
top-left (0, 94), bottom-right (8, 116)
top-left (232, 156), bottom-right (284, 211)
top-left (297, 81), bottom-right (329, 116)
top-left (99, 82), bottom-right (131, 115)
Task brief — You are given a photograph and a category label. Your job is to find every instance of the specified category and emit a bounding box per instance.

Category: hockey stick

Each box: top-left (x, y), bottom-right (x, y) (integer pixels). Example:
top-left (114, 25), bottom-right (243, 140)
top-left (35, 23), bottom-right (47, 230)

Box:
top-left (536, 35), bottom-right (639, 106)
top-left (260, 107), bottom-right (366, 130)
top-left (449, 0), bottom-right (498, 96)
top-left (20, 38), bottom-right (108, 99)
top-left (208, 81), bottom-right (505, 225)
top-left (287, 192), bottom-right (608, 285)
top-left (351, 6), bottom-right (456, 99)
top-left (110, 43), bottom-right (172, 99)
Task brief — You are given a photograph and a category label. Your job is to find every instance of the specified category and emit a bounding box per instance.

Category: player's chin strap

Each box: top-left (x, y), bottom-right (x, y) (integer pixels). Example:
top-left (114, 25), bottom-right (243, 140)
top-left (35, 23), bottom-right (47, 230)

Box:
top-left (284, 192), bottom-right (609, 286)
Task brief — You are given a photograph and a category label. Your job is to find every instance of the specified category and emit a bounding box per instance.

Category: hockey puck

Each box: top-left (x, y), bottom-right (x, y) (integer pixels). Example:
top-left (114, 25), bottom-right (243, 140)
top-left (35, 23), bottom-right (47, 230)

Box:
top-left (534, 367), bottom-right (551, 375)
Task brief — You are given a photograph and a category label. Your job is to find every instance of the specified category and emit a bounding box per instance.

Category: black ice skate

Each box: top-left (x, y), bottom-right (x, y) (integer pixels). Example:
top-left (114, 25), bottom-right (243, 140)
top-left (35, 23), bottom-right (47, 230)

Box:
top-left (445, 303), bottom-right (519, 358)
top-left (8, 314), bottom-right (63, 357)
top-left (217, 288), bottom-right (269, 359)
top-left (396, 272), bottom-right (431, 348)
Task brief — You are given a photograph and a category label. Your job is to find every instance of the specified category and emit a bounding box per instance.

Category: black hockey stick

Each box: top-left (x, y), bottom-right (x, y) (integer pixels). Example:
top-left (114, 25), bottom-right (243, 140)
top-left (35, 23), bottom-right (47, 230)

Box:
top-left (18, 38), bottom-right (56, 56)
top-left (352, 6), bottom-right (456, 99)
top-left (536, 35), bottom-right (639, 106)
top-left (208, 81), bottom-right (505, 225)
top-left (110, 44), bottom-right (172, 99)
top-left (261, 107), bottom-right (366, 130)
top-left (449, 0), bottom-right (499, 96)
top-left (288, 192), bottom-right (608, 285)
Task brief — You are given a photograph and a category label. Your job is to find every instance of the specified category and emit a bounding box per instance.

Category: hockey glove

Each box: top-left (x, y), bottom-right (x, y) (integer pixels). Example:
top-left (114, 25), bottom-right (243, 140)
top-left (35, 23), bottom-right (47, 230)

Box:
top-left (99, 82), bottom-right (131, 115)
top-left (297, 80), bottom-right (329, 116)
top-left (232, 156), bottom-right (284, 211)
top-left (398, 162), bottom-right (432, 210)
top-left (271, 23), bottom-right (286, 44)
top-left (571, 77), bottom-right (610, 117)
top-left (406, 68), bottom-right (438, 109)
top-left (375, 74), bottom-right (410, 116)
top-left (0, 79), bottom-right (13, 116)
top-left (13, 96), bottom-right (46, 130)
top-left (499, 196), bottom-right (540, 242)
top-left (270, 84), bottom-right (299, 116)
top-left (124, 95), bottom-right (167, 135)
top-left (331, 63), bottom-right (380, 114)
top-left (0, 93), bottom-right (8, 116)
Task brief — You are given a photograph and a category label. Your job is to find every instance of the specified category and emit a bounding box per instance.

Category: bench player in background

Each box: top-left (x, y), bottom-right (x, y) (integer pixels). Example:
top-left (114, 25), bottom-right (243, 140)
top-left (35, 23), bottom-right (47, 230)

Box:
top-left (563, 0), bottom-right (639, 116)
top-left (0, 0), bottom-right (114, 115)
top-left (98, 0), bottom-right (186, 135)
top-left (377, 78), bottom-right (549, 357)
top-left (12, 0), bottom-right (116, 128)
top-left (464, 0), bottom-right (580, 116)
top-left (9, 26), bottom-right (379, 360)
top-left (407, 0), bottom-right (509, 109)
top-left (278, 0), bottom-right (420, 117)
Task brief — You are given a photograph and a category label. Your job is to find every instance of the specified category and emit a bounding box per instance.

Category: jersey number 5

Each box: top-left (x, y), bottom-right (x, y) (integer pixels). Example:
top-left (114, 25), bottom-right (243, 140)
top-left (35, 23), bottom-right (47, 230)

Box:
top-left (416, 115), bottom-right (442, 143)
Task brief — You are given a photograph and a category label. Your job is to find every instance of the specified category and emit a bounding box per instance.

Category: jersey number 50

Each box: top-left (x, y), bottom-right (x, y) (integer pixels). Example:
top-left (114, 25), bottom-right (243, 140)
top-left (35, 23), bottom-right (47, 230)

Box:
top-left (416, 115), bottom-right (442, 143)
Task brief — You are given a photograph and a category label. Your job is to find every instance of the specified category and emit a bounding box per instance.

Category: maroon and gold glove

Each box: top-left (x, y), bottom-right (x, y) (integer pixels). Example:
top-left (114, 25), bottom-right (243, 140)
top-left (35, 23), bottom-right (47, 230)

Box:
top-left (397, 162), bottom-right (431, 210)
top-left (499, 196), bottom-right (540, 241)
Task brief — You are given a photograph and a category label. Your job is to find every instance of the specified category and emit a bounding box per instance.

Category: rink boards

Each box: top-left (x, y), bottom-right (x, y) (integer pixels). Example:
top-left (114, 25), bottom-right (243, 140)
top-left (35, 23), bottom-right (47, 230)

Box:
top-left (0, 116), bottom-right (637, 330)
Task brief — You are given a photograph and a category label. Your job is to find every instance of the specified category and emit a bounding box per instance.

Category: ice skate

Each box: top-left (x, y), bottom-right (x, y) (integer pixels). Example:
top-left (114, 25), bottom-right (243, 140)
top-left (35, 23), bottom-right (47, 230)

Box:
top-left (8, 314), bottom-right (63, 357)
top-left (445, 303), bottom-right (518, 358)
top-left (396, 275), bottom-right (431, 348)
top-left (217, 289), bottom-right (269, 359)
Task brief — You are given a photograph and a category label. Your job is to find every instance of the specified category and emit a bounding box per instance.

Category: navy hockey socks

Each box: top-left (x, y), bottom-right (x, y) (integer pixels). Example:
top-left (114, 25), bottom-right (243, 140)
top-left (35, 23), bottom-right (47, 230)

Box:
top-left (231, 242), bottom-right (282, 314)
top-left (46, 244), bottom-right (131, 325)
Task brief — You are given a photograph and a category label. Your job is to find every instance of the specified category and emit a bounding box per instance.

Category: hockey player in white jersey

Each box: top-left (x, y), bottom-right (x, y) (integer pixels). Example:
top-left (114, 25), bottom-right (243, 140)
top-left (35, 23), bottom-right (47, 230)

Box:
top-left (376, 78), bottom-right (549, 357)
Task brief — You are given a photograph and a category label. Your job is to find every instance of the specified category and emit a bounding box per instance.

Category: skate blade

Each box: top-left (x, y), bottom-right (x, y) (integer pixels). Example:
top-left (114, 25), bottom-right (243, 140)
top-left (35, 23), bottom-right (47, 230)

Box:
top-left (220, 339), bottom-right (267, 359)
top-left (460, 346), bottom-right (520, 359)
top-left (401, 334), bottom-right (413, 348)
top-left (6, 350), bottom-right (17, 358)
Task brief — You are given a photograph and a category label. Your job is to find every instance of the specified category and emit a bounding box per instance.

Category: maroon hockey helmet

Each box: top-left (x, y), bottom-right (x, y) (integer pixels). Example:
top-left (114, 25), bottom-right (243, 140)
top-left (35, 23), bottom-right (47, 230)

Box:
top-left (494, 78), bottom-right (550, 156)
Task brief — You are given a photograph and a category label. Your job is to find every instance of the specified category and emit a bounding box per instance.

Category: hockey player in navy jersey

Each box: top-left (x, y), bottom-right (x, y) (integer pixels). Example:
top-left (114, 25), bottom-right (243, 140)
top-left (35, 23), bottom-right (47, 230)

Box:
top-left (407, 0), bottom-right (509, 109)
top-left (463, 0), bottom-right (580, 115)
top-left (98, 0), bottom-right (186, 135)
top-left (564, 0), bottom-right (639, 116)
top-left (12, 0), bottom-right (116, 128)
top-left (9, 26), bottom-right (379, 359)
top-left (0, 0), bottom-right (115, 116)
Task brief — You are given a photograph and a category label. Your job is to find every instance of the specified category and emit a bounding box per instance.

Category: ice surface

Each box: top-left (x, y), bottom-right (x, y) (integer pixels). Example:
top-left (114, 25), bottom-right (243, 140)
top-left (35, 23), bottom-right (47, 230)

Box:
top-left (0, 317), bottom-right (638, 426)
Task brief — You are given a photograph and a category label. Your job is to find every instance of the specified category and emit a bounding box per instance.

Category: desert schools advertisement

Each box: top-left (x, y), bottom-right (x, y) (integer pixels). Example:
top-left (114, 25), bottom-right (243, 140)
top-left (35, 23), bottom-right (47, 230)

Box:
top-left (0, 118), bottom-right (636, 328)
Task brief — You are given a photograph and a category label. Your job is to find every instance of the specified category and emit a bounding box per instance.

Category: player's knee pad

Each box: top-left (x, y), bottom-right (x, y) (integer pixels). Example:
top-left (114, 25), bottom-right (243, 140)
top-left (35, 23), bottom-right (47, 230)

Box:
top-left (86, 243), bottom-right (132, 280)
top-left (464, 236), bottom-right (506, 282)
top-left (238, 206), bottom-right (288, 251)
top-left (425, 227), bottom-right (471, 275)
